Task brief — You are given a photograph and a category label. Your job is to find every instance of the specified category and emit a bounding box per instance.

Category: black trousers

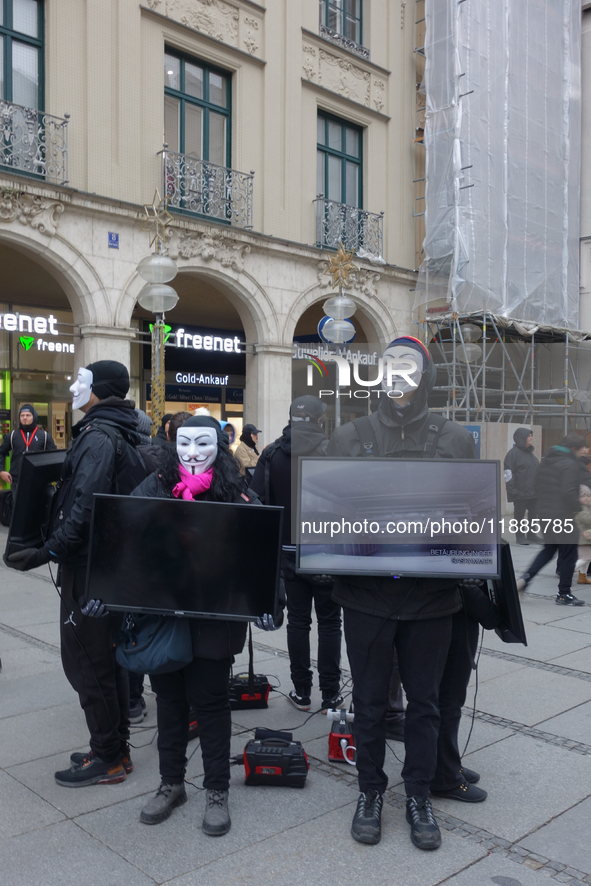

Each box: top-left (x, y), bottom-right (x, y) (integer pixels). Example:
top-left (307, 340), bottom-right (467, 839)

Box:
top-left (514, 498), bottom-right (537, 525)
top-left (385, 655), bottom-right (405, 728)
top-left (59, 566), bottom-right (129, 763)
top-left (150, 656), bottom-right (232, 789)
top-left (343, 607), bottom-right (453, 797)
top-left (283, 554), bottom-right (341, 697)
top-left (525, 543), bottom-right (578, 594)
top-left (431, 611), bottom-right (479, 791)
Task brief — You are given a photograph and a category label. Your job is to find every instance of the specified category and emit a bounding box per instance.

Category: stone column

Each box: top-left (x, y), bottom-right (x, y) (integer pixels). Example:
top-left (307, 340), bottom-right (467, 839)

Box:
top-left (245, 343), bottom-right (293, 444)
top-left (77, 325), bottom-right (136, 369)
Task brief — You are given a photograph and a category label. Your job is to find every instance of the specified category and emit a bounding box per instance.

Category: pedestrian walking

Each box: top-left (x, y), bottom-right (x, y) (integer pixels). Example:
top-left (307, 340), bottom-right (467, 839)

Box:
top-left (503, 427), bottom-right (539, 544)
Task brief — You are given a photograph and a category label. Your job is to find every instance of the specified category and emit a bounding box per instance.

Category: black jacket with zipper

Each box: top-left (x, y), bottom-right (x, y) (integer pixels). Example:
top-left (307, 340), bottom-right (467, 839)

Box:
top-left (504, 428), bottom-right (539, 501)
top-left (0, 405), bottom-right (57, 484)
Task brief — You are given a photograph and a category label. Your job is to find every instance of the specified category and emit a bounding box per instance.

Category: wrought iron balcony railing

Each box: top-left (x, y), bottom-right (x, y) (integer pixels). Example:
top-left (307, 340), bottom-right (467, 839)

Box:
top-left (319, 24), bottom-right (370, 60)
top-left (315, 197), bottom-right (384, 259)
top-left (0, 101), bottom-right (69, 184)
top-left (160, 147), bottom-right (254, 228)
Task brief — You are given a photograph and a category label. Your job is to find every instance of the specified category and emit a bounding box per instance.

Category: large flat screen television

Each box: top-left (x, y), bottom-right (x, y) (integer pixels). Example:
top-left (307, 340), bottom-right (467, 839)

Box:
top-left (487, 541), bottom-right (527, 645)
top-left (4, 449), bottom-right (67, 557)
top-left (296, 457), bottom-right (501, 578)
top-left (86, 494), bottom-right (283, 621)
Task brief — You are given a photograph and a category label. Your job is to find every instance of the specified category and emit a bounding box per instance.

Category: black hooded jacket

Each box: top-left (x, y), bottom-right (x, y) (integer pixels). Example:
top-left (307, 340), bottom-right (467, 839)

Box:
top-left (503, 428), bottom-right (539, 501)
top-left (43, 398), bottom-right (141, 567)
top-left (0, 405), bottom-right (57, 483)
top-left (250, 421), bottom-right (328, 545)
top-left (327, 354), bottom-right (476, 621)
top-left (534, 445), bottom-right (589, 542)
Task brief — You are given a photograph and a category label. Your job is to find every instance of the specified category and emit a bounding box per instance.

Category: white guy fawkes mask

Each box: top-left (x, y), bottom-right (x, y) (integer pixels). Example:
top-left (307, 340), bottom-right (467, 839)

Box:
top-left (176, 427), bottom-right (218, 475)
top-left (381, 345), bottom-right (424, 396)
top-left (70, 367), bottom-right (93, 410)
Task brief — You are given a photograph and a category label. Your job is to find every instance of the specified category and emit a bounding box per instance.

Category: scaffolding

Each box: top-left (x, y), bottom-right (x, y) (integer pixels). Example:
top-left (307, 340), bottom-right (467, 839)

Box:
top-left (422, 312), bottom-right (591, 434)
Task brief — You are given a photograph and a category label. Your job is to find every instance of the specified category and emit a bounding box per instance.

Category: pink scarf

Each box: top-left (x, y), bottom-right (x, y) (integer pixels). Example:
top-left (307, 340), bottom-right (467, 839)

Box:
top-left (172, 464), bottom-right (214, 500)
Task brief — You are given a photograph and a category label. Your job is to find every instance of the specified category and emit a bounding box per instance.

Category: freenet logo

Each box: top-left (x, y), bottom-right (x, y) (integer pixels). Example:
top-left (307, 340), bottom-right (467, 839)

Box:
top-left (306, 354), bottom-right (419, 399)
top-left (174, 328), bottom-right (242, 353)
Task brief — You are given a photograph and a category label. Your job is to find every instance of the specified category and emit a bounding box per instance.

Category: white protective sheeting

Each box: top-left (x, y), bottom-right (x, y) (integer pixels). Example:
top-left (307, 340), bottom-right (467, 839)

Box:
top-left (415, 0), bottom-right (581, 329)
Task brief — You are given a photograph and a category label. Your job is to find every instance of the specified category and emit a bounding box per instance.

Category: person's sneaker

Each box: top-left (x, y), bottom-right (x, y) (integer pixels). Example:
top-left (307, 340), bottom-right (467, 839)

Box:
top-left (70, 746), bottom-right (134, 775)
top-left (516, 573), bottom-right (530, 592)
top-left (140, 782), bottom-right (187, 825)
top-left (289, 689), bottom-right (311, 712)
top-left (202, 789), bottom-right (231, 836)
top-left (385, 720), bottom-right (405, 742)
top-left (406, 796), bottom-right (441, 850)
top-left (321, 693), bottom-right (344, 712)
top-left (55, 754), bottom-right (126, 787)
top-left (129, 697), bottom-right (147, 724)
top-left (350, 790), bottom-right (383, 844)
top-left (459, 766), bottom-right (480, 784)
top-left (556, 593), bottom-right (585, 606)
top-left (431, 778), bottom-right (487, 802)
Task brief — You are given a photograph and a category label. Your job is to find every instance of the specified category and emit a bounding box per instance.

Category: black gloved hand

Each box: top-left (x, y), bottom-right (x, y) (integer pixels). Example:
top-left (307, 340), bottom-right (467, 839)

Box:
top-left (460, 578), bottom-right (484, 587)
top-left (80, 598), bottom-right (109, 618)
top-left (254, 613), bottom-right (280, 631)
top-left (5, 547), bottom-right (51, 572)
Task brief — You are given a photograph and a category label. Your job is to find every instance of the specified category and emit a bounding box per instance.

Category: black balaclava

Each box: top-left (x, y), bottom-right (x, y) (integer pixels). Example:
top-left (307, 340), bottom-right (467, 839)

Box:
top-left (161, 413), bottom-right (173, 429)
top-left (378, 336), bottom-right (435, 427)
top-left (86, 360), bottom-right (130, 400)
top-left (19, 403), bottom-right (38, 430)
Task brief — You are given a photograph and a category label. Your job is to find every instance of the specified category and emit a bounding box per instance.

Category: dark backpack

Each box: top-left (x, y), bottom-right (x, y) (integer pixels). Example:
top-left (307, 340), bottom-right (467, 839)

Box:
top-left (263, 436), bottom-right (328, 504)
top-left (90, 422), bottom-right (148, 494)
top-left (352, 413), bottom-right (449, 458)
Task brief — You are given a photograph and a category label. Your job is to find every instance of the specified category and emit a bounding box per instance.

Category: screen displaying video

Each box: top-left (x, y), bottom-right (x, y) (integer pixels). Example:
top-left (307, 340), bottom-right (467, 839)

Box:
top-left (296, 457), bottom-right (500, 578)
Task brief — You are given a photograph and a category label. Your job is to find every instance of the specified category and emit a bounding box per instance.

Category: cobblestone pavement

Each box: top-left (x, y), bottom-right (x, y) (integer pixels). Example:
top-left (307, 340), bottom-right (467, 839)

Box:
top-left (2, 533), bottom-right (591, 885)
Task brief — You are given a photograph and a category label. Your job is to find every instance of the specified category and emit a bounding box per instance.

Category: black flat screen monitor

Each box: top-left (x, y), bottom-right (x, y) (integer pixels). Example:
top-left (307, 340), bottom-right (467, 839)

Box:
top-left (86, 494), bottom-right (283, 621)
top-left (296, 457), bottom-right (501, 579)
top-left (5, 449), bottom-right (67, 557)
top-left (487, 542), bottom-right (527, 645)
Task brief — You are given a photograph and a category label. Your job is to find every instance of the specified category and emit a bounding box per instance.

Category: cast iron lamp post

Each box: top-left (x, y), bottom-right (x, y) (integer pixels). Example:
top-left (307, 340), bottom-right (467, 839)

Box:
top-left (137, 190), bottom-right (178, 435)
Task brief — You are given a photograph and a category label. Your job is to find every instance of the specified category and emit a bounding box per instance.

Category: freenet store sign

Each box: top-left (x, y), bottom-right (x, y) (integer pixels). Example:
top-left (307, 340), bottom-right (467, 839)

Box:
top-left (145, 322), bottom-right (246, 376)
top-left (0, 311), bottom-right (75, 353)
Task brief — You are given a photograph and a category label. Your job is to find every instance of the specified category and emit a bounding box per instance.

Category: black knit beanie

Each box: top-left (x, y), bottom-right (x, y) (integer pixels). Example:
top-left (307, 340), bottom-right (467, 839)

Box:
top-left (86, 360), bottom-right (130, 400)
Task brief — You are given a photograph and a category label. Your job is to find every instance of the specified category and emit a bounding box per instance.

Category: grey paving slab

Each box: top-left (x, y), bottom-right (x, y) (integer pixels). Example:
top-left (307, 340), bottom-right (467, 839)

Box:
top-left (549, 645), bottom-right (591, 672)
top-left (482, 622), bottom-right (591, 662)
top-left (551, 610), bottom-right (591, 636)
top-left (431, 733), bottom-right (591, 842)
top-left (0, 770), bottom-right (65, 838)
top-left (163, 804), bottom-right (486, 886)
top-left (537, 698), bottom-right (591, 744)
top-left (518, 795), bottom-right (591, 874)
top-left (0, 819), bottom-right (156, 886)
top-left (472, 666), bottom-right (591, 726)
top-left (0, 628), bottom-right (33, 651)
top-left (0, 667), bottom-right (74, 717)
top-left (9, 620), bottom-right (61, 647)
top-left (457, 713), bottom-right (515, 754)
top-left (441, 853), bottom-right (555, 885)
top-left (468, 653), bottom-right (526, 685)
top-left (0, 701), bottom-right (90, 767)
top-left (231, 694), bottom-right (341, 743)
top-left (73, 767), bottom-right (358, 883)
top-left (0, 645), bottom-right (61, 682)
top-left (519, 594), bottom-right (591, 626)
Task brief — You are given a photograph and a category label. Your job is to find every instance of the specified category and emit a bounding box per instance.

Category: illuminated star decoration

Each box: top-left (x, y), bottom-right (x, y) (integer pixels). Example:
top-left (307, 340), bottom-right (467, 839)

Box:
top-left (324, 242), bottom-right (358, 289)
top-left (142, 189), bottom-right (173, 249)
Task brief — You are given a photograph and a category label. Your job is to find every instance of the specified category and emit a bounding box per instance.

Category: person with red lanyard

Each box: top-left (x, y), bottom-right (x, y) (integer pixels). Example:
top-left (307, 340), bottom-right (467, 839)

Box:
top-left (0, 404), bottom-right (57, 494)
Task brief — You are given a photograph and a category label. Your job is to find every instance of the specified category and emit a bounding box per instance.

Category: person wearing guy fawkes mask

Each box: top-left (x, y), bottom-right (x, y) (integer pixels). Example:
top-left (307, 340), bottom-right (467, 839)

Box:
top-left (5, 361), bottom-right (145, 788)
top-left (129, 416), bottom-right (261, 836)
top-left (0, 403), bottom-right (57, 491)
top-left (250, 396), bottom-right (342, 712)
top-left (328, 336), bottom-right (477, 851)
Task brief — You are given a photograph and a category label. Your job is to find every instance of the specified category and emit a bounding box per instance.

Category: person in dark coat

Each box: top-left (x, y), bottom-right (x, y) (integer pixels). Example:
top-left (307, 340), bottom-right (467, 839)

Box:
top-left (327, 336), bottom-right (477, 851)
top-left (504, 428), bottom-right (539, 544)
top-left (132, 416), bottom-right (259, 836)
top-left (0, 403), bottom-right (57, 490)
top-left (517, 434), bottom-right (590, 604)
top-left (5, 361), bottom-right (146, 787)
top-left (250, 395), bottom-right (342, 712)
top-left (153, 413), bottom-right (173, 447)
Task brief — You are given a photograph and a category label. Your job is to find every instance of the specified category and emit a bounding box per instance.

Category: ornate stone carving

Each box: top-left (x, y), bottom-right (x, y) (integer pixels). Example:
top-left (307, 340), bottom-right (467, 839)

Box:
top-left (373, 79), bottom-right (385, 112)
top-left (302, 45), bottom-right (317, 81)
top-left (157, 0), bottom-right (239, 47)
top-left (318, 50), bottom-right (371, 106)
top-left (316, 260), bottom-right (380, 298)
top-left (175, 230), bottom-right (250, 271)
top-left (243, 17), bottom-right (259, 55)
top-left (0, 189), bottom-right (64, 236)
